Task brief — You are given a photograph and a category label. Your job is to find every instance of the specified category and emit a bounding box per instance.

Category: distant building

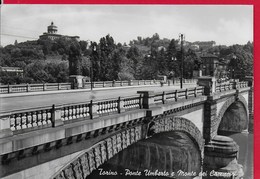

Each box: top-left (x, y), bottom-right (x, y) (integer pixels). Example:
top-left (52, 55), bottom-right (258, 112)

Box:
top-left (39, 22), bottom-right (80, 41)
top-left (200, 54), bottom-right (230, 81)
top-left (200, 54), bottom-right (219, 76)
top-left (158, 46), bottom-right (166, 51)
top-left (190, 44), bottom-right (200, 51)
top-left (0, 67), bottom-right (24, 76)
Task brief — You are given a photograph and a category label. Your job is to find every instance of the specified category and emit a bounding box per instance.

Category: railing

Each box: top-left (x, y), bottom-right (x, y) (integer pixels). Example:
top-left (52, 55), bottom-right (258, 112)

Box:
top-left (173, 78), bottom-right (198, 84)
top-left (83, 80), bottom-right (161, 89)
top-left (0, 83), bottom-right (71, 94)
top-left (1, 87), bottom-right (204, 134)
top-left (153, 86), bottom-right (204, 104)
top-left (3, 94), bottom-right (143, 132)
top-left (215, 81), bottom-right (248, 92)
top-left (9, 107), bottom-right (53, 131)
top-left (0, 79), bottom-right (198, 94)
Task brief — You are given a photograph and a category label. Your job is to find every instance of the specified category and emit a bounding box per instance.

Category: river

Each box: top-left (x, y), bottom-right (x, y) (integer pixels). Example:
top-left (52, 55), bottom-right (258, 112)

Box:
top-left (88, 131), bottom-right (253, 179)
top-left (220, 131), bottom-right (254, 179)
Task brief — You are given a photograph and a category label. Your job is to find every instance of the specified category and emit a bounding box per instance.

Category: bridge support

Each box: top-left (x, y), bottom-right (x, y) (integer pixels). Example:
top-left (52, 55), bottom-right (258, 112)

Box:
top-left (197, 76), bottom-right (216, 95)
top-left (198, 77), bottom-right (245, 178)
top-left (245, 76), bottom-right (253, 132)
top-left (203, 135), bottom-right (243, 179)
top-left (0, 114), bottom-right (13, 138)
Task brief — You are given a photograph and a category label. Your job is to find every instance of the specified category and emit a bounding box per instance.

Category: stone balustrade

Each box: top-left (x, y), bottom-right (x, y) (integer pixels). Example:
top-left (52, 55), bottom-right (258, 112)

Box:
top-left (8, 107), bottom-right (53, 132)
top-left (0, 79), bottom-right (198, 94)
top-left (83, 80), bottom-right (161, 88)
top-left (151, 87), bottom-right (204, 104)
top-left (0, 83), bottom-right (71, 94)
top-left (0, 80), bottom-right (249, 138)
top-left (215, 81), bottom-right (248, 92)
top-left (0, 87), bottom-right (205, 138)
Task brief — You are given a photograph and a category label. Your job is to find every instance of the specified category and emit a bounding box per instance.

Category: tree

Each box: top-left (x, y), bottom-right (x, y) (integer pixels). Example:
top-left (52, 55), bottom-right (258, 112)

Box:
top-left (223, 44), bottom-right (253, 80)
top-left (166, 39), bottom-right (179, 77)
top-left (98, 34), bottom-right (116, 80)
top-left (127, 46), bottom-right (142, 78)
top-left (68, 40), bottom-right (83, 75)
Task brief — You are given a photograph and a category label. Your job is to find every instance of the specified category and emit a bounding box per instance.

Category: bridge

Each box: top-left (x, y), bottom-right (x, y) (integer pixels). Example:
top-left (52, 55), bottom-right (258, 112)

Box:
top-left (0, 77), bottom-right (253, 179)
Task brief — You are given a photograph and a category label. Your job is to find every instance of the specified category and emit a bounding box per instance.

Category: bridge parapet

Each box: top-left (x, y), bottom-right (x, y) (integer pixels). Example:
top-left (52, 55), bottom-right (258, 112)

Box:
top-left (0, 86), bottom-right (205, 151)
top-left (215, 81), bottom-right (248, 92)
top-left (0, 86), bottom-right (208, 177)
top-left (138, 87), bottom-right (204, 108)
top-left (0, 95), bottom-right (143, 135)
top-left (1, 87), bottom-right (204, 137)
top-left (0, 83), bottom-right (71, 94)
top-left (0, 79), bottom-right (198, 94)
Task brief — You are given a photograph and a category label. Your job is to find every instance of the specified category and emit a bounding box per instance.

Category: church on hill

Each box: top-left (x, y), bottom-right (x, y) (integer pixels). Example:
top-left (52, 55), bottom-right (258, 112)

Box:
top-left (39, 22), bottom-right (80, 41)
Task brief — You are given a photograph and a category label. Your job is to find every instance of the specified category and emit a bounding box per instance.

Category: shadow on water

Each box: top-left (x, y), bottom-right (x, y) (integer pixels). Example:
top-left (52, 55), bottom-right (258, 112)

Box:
top-left (88, 132), bottom-right (199, 179)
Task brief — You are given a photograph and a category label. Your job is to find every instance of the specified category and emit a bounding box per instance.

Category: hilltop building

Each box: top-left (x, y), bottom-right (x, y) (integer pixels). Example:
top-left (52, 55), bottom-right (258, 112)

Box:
top-left (0, 67), bottom-right (24, 77)
top-left (39, 22), bottom-right (80, 41)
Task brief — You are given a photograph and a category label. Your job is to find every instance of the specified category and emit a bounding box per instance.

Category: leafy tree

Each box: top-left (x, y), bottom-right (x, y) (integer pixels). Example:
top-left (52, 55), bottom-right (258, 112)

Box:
top-left (98, 34), bottom-right (116, 80)
top-left (127, 46), bottom-right (142, 78)
top-left (166, 39), bottom-right (179, 78)
top-left (68, 40), bottom-right (83, 75)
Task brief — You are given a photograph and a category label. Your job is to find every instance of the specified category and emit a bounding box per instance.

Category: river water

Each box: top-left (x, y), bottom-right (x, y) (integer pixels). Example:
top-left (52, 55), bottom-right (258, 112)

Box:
top-left (220, 132), bottom-right (254, 179)
top-left (88, 132), bottom-right (253, 179)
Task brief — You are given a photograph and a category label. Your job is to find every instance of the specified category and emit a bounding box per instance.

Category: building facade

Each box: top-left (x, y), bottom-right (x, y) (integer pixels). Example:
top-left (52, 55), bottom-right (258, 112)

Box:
top-left (39, 22), bottom-right (80, 41)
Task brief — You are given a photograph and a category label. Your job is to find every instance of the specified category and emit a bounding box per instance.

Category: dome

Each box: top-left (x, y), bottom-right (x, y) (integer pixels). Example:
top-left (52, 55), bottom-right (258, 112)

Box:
top-left (47, 22), bottom-right (58, 34)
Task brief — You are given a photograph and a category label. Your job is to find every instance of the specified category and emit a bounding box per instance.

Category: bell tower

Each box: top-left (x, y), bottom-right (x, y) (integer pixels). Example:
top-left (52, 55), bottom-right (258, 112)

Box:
top-left (47, 22), bottom-right (58, 34)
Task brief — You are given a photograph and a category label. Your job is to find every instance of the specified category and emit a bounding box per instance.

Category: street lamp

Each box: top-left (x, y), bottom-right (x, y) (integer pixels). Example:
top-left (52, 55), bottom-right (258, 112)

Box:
top-left (90, 42), bottom-right (97, 90)
top-left (231, 54), bottom-right (237, 80)
top-left (171, 57), bottom-right (177, 84)
top-left (179, 34), bottom-right (185, 89)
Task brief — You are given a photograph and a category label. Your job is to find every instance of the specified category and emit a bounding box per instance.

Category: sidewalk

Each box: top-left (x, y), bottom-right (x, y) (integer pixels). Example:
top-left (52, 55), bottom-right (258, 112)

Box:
top-left (0, 84), bottom-right (161, 98)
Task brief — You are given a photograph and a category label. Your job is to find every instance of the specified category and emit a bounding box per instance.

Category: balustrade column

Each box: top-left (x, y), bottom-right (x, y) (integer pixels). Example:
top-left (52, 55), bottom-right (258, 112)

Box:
top-left (51, 105), bottom-right (64, 127)
top-left (128, 80), bottom-right (133, 86)
top-left (197, 76), bottom-right (216, 95)
top-left (90, 100), bottom-right (99, 119)
top-left (137, 91), bottom-right (154, 109)
top-left (26, 84), bottom-right (31, 92)
top-left (185, 89), bottom-right (189, 99)
top-left (118, 97), bottom-right (125, 113)
top-left (58, 83), bottom-right (61, 90)
top-left (112, 80), bottom-right (116, 87)
top-left (0, 113), bottom-right (13, 138)
top-left (43, 83), bottom-right (47, 91)
top-left (194, 87), bottom-right (197, 97)
top-left (8, 85), bottom-right (12, 93)
top-left (162, 92), bottom-right (167, 104)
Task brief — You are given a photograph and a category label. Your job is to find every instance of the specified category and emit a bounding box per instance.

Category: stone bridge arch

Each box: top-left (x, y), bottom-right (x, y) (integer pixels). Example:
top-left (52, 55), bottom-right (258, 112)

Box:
top-left (215, 94), bottom-right (249, 136)
top-left (52, 125), bottom-right (142, 179)
top-left (52, 116), bottom-right (204, 179)
top-left (147, 116), bottom-right (204, 154)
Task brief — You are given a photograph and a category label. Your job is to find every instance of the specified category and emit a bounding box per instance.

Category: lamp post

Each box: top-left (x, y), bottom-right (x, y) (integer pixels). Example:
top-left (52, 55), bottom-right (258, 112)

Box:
top-left (231, 54), bottom-right (237, 80)
top-left (179, 34), bottom-right (185, 89)
top-left (171, 57), bottom-right (177, 84)
top-left (90, 42), bottom-right (97, 90)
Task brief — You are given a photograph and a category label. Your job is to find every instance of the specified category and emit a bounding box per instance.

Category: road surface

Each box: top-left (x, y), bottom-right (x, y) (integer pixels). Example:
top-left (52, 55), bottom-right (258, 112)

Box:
top-left (0, 84), bottom-right (196, 113)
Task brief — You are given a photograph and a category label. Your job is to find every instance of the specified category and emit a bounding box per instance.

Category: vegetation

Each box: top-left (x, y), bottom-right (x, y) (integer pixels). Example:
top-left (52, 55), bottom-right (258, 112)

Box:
top-left (0, 34), bottom-right (253, 85)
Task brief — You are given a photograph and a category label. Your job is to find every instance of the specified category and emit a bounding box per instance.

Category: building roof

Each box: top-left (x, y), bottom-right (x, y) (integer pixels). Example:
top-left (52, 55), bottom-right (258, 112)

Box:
top-left (0, 67), bottom-right (23, 72)
top-left (200, 54), bottom-right (218, 58)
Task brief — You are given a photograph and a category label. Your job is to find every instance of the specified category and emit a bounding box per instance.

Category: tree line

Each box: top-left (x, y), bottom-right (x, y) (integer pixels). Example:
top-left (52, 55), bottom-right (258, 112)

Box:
top-left (0, 33), bottom-right (253, 85)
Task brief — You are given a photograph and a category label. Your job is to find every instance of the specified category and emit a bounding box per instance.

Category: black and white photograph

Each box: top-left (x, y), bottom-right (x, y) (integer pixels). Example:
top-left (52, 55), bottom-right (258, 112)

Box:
top-left (0, 5), bottom-right (254, 179)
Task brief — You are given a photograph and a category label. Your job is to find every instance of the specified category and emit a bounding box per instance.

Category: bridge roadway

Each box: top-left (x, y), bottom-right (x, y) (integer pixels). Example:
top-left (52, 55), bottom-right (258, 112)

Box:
top-left (0, 83), bottom-right (196, 113)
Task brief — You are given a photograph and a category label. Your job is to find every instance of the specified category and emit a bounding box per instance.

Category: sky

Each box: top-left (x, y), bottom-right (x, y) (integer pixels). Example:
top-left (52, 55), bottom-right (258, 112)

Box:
top-left (0, 5), bottom-right (253, 47)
